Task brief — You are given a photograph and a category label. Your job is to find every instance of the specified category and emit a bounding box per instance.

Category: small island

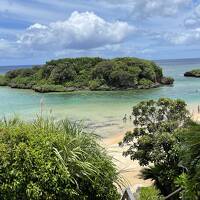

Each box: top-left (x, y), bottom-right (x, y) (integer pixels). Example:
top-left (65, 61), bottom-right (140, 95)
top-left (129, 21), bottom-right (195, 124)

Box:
top-left (184, 69), bottom-right (200, 78)
top-left (0, 57), bottom-right (174, 93)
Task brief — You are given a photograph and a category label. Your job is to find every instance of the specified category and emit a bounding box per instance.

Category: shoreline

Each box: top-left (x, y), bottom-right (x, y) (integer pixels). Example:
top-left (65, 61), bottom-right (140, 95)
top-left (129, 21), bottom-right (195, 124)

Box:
top-left (101, 128), bottom-right (152, 192)
top-left (0, 83), bottom-right (172, 94)
top-left (101, 107), bottom-right (200, 192)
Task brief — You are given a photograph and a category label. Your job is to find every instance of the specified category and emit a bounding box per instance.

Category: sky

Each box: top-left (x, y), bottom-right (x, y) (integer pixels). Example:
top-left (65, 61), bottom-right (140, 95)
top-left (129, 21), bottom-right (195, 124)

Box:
top-left (1, 0), bottom-right (200, 65)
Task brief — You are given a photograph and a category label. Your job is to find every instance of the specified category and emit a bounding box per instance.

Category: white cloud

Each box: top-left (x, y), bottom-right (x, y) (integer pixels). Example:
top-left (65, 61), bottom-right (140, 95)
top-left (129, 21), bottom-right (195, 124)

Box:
top-left (184, 18), bottom-right (200, 28)
top-left (17, 11), bottom-right (135, 51)
top-left (165, 28), bottom-right (200, 45)
top-left (98, 0), bottom-right (191, 18)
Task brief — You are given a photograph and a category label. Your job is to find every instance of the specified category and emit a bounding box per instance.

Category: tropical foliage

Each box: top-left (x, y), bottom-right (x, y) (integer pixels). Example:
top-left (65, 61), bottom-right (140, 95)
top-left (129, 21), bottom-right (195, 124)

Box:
top-left (0, 117), bottom-right (120, 200)
top-left (2, 57), bottom-right (173, 92)
top-left (175, 121), bottom-right (200, 199)
top-left (121, 98), bottom-right (190, 196)
top-left (0, 75), bottom-right (7, 86)
top-left (138, 186), bottom-right (163, 200)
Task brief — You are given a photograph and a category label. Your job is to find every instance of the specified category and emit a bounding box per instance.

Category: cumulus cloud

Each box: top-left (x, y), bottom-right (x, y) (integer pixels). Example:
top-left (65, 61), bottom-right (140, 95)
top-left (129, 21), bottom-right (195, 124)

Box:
top-left (164, 28), bottom-right (200, 45)
top-left (17, 11), bottom-right (135, 51)
top-left (98, 0), bottom-right (191, 18)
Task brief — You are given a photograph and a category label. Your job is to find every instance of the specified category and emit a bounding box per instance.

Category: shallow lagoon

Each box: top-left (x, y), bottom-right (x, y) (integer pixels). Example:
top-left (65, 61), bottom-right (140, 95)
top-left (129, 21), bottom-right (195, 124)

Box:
top-left (0, 58), bottom-right (200, 137)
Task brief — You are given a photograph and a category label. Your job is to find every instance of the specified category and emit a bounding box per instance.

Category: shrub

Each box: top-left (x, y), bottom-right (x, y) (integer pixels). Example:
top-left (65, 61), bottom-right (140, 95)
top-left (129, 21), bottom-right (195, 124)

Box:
top-left (0, 75), bottom-right (8, 86)
top-left (89, 79), bottom-right (101, 90)
top-left (175, 121), bottom-right (200, 199)
top-left (49, 63), bottom-right (77, 84)
top-left (8, 77), bottom-right (36, 89)
top-left (138, 187), bottom-right (163, 200)
top-left (0, 118), bottom-right (120, 200)
top-left (5, 67), bottom-right (39, 79)
top-left (121, 98), bottom-right (190, 196)
top-left (138, 78), bottom-right (154, 88)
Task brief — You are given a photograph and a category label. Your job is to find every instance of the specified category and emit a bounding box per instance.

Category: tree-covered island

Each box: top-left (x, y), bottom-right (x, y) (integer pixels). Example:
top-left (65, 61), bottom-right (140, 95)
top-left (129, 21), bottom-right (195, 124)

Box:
top-left (184, 69), bottom-right (200, 77)
top-left (0, 57), bottom-right (174, 93)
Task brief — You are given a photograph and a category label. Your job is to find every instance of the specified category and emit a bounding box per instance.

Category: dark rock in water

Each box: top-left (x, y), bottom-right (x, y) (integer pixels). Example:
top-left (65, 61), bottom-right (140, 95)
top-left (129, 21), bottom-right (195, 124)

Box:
top-left (160, 77), bottom-right (174, 85)
top-left (184, 69), bottom-right (200, 77)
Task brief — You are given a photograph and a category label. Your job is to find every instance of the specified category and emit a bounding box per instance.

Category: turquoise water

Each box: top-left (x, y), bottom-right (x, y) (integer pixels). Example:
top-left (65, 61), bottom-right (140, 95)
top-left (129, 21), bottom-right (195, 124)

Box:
top-left (0, 58), bottom-right (200, 137)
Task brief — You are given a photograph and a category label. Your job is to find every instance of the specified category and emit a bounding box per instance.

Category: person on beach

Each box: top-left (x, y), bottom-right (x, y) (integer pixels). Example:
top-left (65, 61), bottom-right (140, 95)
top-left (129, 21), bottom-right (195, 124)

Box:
top-left (123, 114), bottom-right (127, 123)
top-left (198, 105), bottom-right (200, 114)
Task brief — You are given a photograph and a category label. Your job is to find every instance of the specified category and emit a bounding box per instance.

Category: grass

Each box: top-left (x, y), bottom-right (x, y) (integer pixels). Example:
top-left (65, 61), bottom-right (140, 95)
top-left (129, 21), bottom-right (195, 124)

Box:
top-left (0, 117), bottom-right (121, 199)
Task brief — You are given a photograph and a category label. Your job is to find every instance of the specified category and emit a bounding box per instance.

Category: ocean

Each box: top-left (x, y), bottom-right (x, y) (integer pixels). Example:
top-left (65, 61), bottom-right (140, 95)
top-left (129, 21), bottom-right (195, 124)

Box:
top-left (0, 58), bottom-right (200, 137)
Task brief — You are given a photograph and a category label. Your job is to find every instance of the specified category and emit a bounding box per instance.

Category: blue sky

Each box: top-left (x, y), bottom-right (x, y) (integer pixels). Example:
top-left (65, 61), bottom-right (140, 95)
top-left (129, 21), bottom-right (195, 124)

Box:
top-left (1, 0), bottom-right (200, 65)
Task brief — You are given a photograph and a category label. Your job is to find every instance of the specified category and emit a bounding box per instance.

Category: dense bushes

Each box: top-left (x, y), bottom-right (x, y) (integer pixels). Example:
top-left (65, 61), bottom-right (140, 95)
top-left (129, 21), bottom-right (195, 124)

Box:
top-left (121, 98), bottom-right (190, 197)
top-left (0, 118), bottom-right (120, 199)
top-left (2, 57), bottom-right (173, 92)
top-left (0, 75), bottom-right (8, 86)
top-left (175, 122), bottom-right (200, 199)
top-left (6, 66), bottom-right (40, 79)
top-left (120, 97), bottom-right (200, 199)
top-left (138, 187), bottom-right (163, 200)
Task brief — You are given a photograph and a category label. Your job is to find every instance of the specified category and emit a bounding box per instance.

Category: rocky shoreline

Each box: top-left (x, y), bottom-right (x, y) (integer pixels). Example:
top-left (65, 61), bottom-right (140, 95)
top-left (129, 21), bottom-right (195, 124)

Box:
top-left (0, 57), bottom-right (174, 93)
top-left (184, 69), bottom-right (200, 77)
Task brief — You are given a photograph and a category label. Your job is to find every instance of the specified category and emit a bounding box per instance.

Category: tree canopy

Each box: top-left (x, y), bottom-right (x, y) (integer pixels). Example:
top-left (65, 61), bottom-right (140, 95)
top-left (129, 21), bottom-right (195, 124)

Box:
top-left (121, 98), bottom-right (190, 196)
top-left (0, 57), bottom-right (174, 92)
top-left (175, 121), bottom-right (200, 199)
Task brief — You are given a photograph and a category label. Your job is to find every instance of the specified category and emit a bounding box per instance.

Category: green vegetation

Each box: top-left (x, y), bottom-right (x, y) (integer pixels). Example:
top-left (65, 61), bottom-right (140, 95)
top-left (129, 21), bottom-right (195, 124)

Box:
top-left (121, 98), bottom-right (191, 198)
top-left (120, 98), bottom-right (200, 199)
top-left (175, 121), bottom-right (200, 199)
top-left (0, 75), bottom-right (8, 86)
top-left (0, 117), bottom-right (120, 199)
top-left (184, 69), bottom-right (200, 77)
top-left (138, 187), bottom-right (163, 200)
top-left (2, 57), bottom-right (173, 92)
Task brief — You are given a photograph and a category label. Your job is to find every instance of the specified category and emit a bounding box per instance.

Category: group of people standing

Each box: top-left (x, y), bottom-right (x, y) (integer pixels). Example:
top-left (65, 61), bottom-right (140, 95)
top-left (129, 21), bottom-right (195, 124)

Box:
top-left (122, 114), bottom-right (132, 123)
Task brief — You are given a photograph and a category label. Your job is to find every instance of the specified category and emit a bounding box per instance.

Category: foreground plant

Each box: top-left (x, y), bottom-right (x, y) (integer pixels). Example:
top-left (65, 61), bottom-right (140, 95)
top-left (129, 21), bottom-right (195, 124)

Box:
top-left (121, 98), bottom-right (190, 196)
top-left (175, 121), bottom-right (200, 199)
top-left (0, 117), bottom-right (120, 200)
top-left (138, 186), bottom-right (164, 200)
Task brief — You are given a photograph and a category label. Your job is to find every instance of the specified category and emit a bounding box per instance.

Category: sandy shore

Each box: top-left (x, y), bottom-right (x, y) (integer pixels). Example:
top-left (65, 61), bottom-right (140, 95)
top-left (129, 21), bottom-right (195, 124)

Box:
top-left (101, 129), bottom-right (152, 192)
top-left (101, 107), bottom-right (200, 192)
top-left (190, 106), bottom-right (200, 122)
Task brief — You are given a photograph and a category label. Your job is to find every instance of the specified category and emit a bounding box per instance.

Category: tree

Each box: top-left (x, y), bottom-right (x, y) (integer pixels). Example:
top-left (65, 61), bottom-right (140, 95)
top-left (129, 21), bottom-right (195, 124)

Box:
top-left (0, 118), bottom-right (120, 200)
top-left (175, 121), bottom-right (200, 199)
top-left (3, 57), bottom-right (174, 92)
top-left (121, 98), bottom-right (190, 196)
top-left (49, 63), bottom-right (77, 84)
